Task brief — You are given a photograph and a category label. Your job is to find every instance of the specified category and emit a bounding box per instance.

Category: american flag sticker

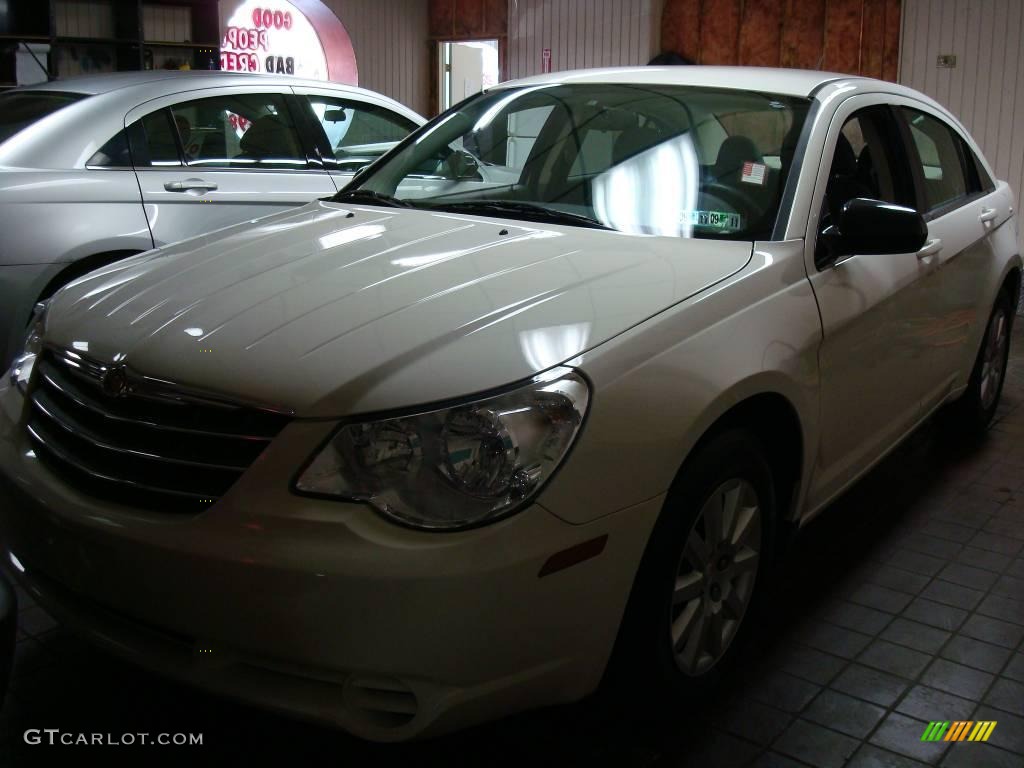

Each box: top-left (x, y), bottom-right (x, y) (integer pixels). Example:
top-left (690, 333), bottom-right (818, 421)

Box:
top-left (741, 161), bottom-right (767, 186)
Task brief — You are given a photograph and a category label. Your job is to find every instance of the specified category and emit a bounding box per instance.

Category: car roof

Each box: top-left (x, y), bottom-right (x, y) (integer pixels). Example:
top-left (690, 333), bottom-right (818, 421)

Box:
top-left (495, 65), bottom-right (861, 98)
top-left (18, 70), bottom-right (399, 103)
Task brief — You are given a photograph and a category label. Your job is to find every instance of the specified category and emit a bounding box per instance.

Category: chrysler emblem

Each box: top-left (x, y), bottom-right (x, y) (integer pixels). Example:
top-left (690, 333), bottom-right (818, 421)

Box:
top-left (100, 366), bottom-right (130, 398)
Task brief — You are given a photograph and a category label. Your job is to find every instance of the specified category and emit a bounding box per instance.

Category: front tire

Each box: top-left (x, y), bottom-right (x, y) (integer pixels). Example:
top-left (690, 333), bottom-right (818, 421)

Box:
top-left (610, 429), bottom-right (776, 699)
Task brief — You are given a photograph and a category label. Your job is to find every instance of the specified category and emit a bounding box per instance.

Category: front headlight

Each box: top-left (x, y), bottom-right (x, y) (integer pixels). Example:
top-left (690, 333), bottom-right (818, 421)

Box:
top-left (9, 301), bottom-right (48, 393)
top-left (295, 367), bottom-right (589, 530)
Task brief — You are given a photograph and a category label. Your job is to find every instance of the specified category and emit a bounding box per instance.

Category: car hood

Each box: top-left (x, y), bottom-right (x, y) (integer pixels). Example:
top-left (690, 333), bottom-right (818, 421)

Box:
top-left (45, 201), bottom-right (752, 417)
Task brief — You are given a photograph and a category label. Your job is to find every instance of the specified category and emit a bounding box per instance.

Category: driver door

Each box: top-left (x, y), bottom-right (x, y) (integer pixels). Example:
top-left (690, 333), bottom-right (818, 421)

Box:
top-left (806, 98), bottom-right (944, 508)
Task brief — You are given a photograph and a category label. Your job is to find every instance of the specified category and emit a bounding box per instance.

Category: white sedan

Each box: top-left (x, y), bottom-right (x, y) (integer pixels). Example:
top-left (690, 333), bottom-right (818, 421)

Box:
top-left (0, 66), bottom-right (1018, 741)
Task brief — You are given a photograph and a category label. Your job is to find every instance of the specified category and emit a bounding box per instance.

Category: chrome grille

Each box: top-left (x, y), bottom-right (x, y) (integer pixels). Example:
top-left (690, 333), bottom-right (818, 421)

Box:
top-left (26, 348), bottom-right (291, 513)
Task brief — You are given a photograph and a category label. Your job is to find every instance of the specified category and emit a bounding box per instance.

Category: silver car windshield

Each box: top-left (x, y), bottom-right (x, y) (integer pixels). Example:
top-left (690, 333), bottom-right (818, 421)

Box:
top-left (347, 84), bottom-right (811, 240)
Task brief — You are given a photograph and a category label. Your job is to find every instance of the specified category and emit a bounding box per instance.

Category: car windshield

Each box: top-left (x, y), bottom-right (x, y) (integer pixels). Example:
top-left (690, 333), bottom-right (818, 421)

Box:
top-left (0, 91), bottom-right (88, 145)
top-left (345, 84), bottom-right (811, 240)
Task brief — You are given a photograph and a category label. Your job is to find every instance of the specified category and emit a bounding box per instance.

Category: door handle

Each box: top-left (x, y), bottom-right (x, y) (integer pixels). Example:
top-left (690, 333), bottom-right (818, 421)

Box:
top-left (163, 178), bottom-right (218, 193)
top-left (917, 238), bottom-right (943, 260)
top-left (979, 207), bottom-right (998, 223)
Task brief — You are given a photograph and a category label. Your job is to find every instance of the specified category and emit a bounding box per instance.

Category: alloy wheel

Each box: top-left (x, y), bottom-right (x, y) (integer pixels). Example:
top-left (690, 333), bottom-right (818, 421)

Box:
top-left (980, 307), bottom-right (1009, 411)
top-left (670, 478), bottom-right (762, 676)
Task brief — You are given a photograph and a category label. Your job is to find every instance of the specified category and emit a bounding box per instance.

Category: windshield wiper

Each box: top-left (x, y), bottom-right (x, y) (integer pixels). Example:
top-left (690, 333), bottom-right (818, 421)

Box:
top-left (428, 201), bottom-right (612, 230)
top-left (329, 189), bottom-right (418, 208)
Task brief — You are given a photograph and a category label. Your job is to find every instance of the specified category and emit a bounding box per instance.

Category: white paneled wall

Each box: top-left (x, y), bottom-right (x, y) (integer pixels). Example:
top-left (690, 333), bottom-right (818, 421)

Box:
top-left (901, 0), bottom-right (1024, 220)
top-left (507, 0), bottom-right (663, 79)
top-left (324, 0), bottom-right (431, 116)
top-left (143, 4), bottom-right (193, 43)
top-left (55, 0), bottom-right (114, 38)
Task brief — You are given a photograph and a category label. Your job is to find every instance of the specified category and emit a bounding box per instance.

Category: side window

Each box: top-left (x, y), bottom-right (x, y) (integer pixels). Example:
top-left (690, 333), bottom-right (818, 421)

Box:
top-left (901, 108), bottom-right (968, 213)
top-left (962, 140), bottom-right (996, 194)
top-left (822, 108), bottom-right (906, 222)
top-left (816, 107), bottom-right (909, 265)
top-left (304, 96), bottom-right (417, 172)
top-left (86, 130), bottom-right (132, 168)
top-left (167, 93), bottom-right (306, 169)
top-left (135, 110), bottom-right (182, 167)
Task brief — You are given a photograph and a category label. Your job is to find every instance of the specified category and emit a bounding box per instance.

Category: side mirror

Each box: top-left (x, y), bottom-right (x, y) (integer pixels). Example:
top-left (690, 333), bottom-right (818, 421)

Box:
top-left (821, 198), bottom-right (927, 259)
top-left (445, 149), bottom-right (481, 181)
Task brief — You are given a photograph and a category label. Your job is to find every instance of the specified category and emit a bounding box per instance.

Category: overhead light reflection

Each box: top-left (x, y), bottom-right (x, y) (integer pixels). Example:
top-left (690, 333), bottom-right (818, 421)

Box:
top-left (592, 133), bottom-right (700, 237)
top-left (519, 323), bottom-right (592, 370)
top-left (318, 224), bottom-right (386, 250)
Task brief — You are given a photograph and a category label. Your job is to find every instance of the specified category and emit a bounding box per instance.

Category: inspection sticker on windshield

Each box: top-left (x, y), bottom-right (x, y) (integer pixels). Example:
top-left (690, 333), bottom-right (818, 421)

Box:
top-left (741, 161), bottom-right (767, 185)
top-left (685, 210), bottom-right (742, 230)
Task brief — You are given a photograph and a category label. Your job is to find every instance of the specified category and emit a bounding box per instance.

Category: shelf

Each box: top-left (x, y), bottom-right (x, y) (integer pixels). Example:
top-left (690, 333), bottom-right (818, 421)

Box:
top-left (54, 36), bottom-right (141, 46)
top-left (143, 41), bottom-right (219, 49)
top-left (0, 35), bottom-right (51, 43)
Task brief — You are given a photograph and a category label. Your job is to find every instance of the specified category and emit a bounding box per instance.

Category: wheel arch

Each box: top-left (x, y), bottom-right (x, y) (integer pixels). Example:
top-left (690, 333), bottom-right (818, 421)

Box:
top-left (36, 250), bottom-right (145, 304)
top-left (673, 389), bottom-right (806, 532)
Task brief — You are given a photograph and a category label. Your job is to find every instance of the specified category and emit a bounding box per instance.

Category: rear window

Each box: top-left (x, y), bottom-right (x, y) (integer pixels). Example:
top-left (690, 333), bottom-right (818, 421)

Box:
top-left (0, 91), bottom-right (88, 145)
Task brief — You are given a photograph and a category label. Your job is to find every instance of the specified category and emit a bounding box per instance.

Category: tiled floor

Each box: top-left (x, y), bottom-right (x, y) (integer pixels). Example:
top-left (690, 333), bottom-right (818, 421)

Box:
top-left (3, 339), bottom-right (1024, 767)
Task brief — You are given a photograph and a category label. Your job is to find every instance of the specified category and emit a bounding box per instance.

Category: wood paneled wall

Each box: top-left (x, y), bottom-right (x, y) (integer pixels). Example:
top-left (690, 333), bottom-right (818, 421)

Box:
top-left (661, 0), bottom-right (901, 80)
top-left (428, 0), bottom-right (508, 40)
top-left (505, 0), bottom-right (662, 79)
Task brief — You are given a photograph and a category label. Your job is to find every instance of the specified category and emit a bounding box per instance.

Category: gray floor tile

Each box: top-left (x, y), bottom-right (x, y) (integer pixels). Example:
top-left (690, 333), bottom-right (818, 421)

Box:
top-left (849, 744), bottom-right (931, 767)
top-left (831, 664), bottom-right (910, 707)
top-left (889, 550), bottom-right (947, 577)
top-left (715, 697), bottom-right (792, 747)
top-left (774, 718), bottom-right (860, 768)
top-left (880, 618), bottom-right (951, 654)
top-left (1003, 653), bottom-right (1024, 683)
top-left (941, 743), bottom-right (1021, 768)
top-left (920, 659), bottom-right (994, 701)
top-left (819, 600), bottom-right (894, 635)
top-left (919, 580), bottom-right (984, 611)
top-left (869, 713), bottom-right (950, 764)
top-left (895, 685), bottom-right (976, 722)
top-left (939, 635), bottom-right (1013, 674)
top-left (958, 614), bottom-right (1024, 649)
top-left (969, 707), bottom-right (1024, 755)
top-left (984, 678), bottom-right (1024, 718)
top-left (802, 689), bottom-right (885, 738)
top-left (746, 670), bottom-right (821, 714)
top-left (936, 563), bottom-right (999, 591)
top-left (954, 546), bottom-right (1012, 573)
top-left (859, 639), bottom-right (932, 678)
top-left (976, 594), bottom-right (1024, 626)
top-left (903, 598), bottom-right (969, 632)
top-left (798, 620), bottom-right (874, 659)
top-left (776, 645), bottom-right (848, 686)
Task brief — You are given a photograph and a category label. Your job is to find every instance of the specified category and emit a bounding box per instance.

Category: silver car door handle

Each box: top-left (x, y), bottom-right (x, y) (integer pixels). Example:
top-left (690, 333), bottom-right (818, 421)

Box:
top-left (164, 179), bottom-right (218, 192)
top-left (917, 238), bottom-right (943, 259)
top-left (979, 207), bottom-right (998, 223)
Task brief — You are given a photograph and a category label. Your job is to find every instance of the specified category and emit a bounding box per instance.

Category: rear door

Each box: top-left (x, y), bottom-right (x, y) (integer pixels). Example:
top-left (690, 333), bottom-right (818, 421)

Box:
top-left (896, 105), bottom-right (1008, 401)
top-left (127, 86), bottom-right (336, 247)
top-left (291, 87), bottom-right (421, 189)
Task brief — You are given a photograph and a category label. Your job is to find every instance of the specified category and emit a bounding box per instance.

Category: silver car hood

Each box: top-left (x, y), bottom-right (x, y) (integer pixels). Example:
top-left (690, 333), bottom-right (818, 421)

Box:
top-left (45, 201), bottom-right (752, 417)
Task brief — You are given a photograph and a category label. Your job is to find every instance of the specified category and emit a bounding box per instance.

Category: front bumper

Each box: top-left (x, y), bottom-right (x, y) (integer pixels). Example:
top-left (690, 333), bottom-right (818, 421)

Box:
top-left (0, 379), bottom-right (659, 741)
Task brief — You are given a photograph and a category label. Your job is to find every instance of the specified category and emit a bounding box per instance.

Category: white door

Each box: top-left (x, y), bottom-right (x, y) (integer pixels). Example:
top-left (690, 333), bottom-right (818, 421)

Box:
top-left (127, 87), bottom-right (336, 247)
top-left (805, 97), bottom-right (945, 508)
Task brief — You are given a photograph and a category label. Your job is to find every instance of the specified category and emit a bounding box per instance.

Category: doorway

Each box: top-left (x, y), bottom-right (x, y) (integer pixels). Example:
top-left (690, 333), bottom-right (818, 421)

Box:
top-left (438, 39), bottom-right (499, 112)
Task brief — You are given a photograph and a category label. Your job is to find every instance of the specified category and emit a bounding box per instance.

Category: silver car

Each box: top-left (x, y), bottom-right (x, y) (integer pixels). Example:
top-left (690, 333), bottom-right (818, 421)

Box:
top-left (0, 71), bottom-right (424, 368)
